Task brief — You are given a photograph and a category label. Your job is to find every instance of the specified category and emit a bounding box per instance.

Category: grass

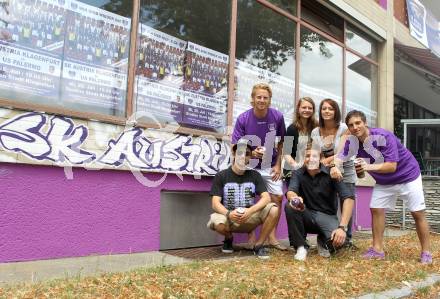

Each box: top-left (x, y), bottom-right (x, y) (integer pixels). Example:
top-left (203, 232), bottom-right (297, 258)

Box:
top-left (409, 281), bottom-right (440, 298)
top-left (0, 232), bottom-right (439, 298)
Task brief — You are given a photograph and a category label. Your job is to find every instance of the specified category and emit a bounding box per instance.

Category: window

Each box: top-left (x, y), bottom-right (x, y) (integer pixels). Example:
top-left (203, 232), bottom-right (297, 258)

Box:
top-left (299, 27), bottom-right (343, 110)
top-left (235, 0), bottom-right (296, 125)
top-left (0, 0), bottom-right (385, 138)
top-left (346, 25), bottom-right (377, 60)
top-left (136, 0), bottom-right (231, 133)
top-left (301, 0), bottom-right (344, 41)
top-left (267, 0), bottom-right (297, 15)
top-left (0, 0), bottom-right (132, 117)
top-left (346, 52), bottom-right (378, 126)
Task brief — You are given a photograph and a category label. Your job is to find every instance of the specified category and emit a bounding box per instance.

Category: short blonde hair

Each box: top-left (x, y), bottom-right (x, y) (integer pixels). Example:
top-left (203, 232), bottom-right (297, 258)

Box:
top-left (251, 83), bottom-right (272, 99)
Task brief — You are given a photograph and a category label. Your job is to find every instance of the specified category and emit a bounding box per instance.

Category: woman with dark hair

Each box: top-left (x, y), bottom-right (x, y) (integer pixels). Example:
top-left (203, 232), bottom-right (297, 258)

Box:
top-left (283, 97), bottom-right (318, 175)
top-left (311, 99), bottom-right (356, 252)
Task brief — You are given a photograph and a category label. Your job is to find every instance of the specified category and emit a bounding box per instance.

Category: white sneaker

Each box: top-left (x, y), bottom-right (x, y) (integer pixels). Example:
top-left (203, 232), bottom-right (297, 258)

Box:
top-left (317, 242), bottom-right (330, 258)
top-left (294, 246), bottom-right (308, 261)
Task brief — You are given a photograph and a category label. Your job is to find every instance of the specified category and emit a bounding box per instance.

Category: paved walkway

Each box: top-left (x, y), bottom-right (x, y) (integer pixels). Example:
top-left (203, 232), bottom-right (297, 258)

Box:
top-left (355, 273), bottom-right (440, 299)
top-left (0, 252), bottom-right (189, 286)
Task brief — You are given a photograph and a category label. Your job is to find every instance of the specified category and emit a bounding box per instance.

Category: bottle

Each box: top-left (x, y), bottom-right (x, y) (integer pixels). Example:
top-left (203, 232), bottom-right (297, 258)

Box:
top-left (289, 197), bottom-right (305, 211)
top-left (354, 158), bottom-right (365, 178)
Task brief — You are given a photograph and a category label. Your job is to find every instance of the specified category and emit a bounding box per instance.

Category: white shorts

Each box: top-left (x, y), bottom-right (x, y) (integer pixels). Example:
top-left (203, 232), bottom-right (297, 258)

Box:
top-left (370, 175), bottom-right (426, 212)
top-left (257, 168), bottom-right (284, 196)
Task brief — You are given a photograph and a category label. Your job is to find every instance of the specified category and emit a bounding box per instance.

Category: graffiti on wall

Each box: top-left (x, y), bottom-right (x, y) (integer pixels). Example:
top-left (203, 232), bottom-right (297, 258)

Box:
top-left (0, 111), bottom-right (230, 176)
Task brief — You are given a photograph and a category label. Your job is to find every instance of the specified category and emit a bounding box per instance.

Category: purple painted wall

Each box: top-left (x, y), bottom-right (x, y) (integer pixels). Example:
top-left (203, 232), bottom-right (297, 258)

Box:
top-left (0, 162), bottom-right (289, 263)
top-left (354, 186), bottom-right (373, 230)
top-left (0, 163), bottom-right (211, 262)
top-left (0, 162), bottom-right (373, 263)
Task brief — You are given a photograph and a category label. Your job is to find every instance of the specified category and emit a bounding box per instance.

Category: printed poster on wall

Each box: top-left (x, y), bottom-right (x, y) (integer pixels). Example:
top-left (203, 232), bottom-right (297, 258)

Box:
top-left (135, 24), bottom-right (186, 123)
top-left (406, 0), bottom-right (440, 57)
top-left (60, 0), bottom-right (130, 115)
top-left (234, 60), bottom-right (295, 126)
top-left (0, 0), bottom-right (66, 103)
top-left (182, 41), bottom-right (228, 130)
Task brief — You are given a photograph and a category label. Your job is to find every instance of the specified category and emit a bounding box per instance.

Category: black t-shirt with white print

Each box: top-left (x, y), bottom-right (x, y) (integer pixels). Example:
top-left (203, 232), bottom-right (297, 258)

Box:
top-left (210, 167), bottom-right (267, 211)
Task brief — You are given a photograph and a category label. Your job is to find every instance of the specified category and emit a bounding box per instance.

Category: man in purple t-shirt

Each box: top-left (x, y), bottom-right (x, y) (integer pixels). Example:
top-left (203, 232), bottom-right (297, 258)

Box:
top-left (341, 110), bottom-right (432, 264)
top-left (232, 83), bottom-right (286, 250)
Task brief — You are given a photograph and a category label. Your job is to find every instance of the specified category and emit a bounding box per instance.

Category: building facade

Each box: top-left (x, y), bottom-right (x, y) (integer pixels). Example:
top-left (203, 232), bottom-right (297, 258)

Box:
top-left (0, 0), bottom-right (438, 263)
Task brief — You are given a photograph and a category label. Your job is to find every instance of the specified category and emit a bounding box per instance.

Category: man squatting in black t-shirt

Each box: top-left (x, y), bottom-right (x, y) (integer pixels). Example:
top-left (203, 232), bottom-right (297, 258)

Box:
top-left (285, 142), bottom-right (355, 261)
top-left (207, 143), bottom-right (279, 259)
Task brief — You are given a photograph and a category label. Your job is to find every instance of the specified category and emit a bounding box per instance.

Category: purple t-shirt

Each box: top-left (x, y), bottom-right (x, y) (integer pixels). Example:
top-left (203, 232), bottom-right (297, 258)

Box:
top-left (232, 108), bottom-right (286, 169)
top-left (352, 128), bottom-right (420, 185)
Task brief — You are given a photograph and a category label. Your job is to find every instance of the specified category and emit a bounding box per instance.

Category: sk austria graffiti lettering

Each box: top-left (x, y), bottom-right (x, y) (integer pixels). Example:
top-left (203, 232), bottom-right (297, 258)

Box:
top-left (0, 111), bottom-right (230, 176)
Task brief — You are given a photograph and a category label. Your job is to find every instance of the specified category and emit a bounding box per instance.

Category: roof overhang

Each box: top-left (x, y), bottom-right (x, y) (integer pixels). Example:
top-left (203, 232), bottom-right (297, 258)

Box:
top-left (395, 43), bottom-right (440, 78)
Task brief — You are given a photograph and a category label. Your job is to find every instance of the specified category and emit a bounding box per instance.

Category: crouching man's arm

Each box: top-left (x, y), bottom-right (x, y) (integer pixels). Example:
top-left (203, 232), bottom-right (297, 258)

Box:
top-left (285, 170), bottom-right (304, 209)
top-left (331, 197), bottom-right (354, 247)
top-left (212, 196), bottom-right (228, 217)
top-left (331, 181), bottom-right (355, 247)
top-left (212, 196), bottom-right (240, 223)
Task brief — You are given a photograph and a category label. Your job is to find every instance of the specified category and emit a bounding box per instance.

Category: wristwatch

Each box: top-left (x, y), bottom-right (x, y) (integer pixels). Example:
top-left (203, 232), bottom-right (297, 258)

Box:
top-left (226, 210), bottom-right (231, 219)
top-left (338, 225), bottom-right (348, 232)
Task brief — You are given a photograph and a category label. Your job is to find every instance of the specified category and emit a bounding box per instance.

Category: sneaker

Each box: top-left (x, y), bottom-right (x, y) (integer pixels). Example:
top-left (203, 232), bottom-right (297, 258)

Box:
top-left (420, 251), bottom-right (433, 264)
top-left (294, 246), bottom-right (308, 261)
top-left (317, 242), bottom-right (330, 258)
top-left (362, 247), bottom-right (385, 260)
top-left (222, 238), bottom-right (233, 253)
top-left (253, 245), bottom-right (270, 259)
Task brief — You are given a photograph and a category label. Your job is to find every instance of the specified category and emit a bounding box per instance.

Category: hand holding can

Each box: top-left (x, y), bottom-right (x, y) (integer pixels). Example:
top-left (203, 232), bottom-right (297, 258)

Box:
top-left (257, 146), bottom-right (266, 155)
top-left (354, 158), bottom-right (365, 178)
top-left (236, 207), bottom-right (245, 215)
top-left (254, 146), bottom-right (265, 159)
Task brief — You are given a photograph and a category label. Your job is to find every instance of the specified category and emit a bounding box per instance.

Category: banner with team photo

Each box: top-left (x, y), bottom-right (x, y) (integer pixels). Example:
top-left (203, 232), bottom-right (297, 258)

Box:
top-left (63, 0), bottom-right (130, 68)
top-left (182, 90), bottom-right (225, 129)
top-left (0, 43), bottom-right (61, 101)
top-left (0, 0), bottom-right (66, 102)
top-left (0, 0), bottom-right (67, 55)
top-left (137, 24), bottom-right (186, 88)
top-left (61, 60), bottom-right (126, 115)
top-left (61, 0), bottom-right (130, 113)
top-left (135, 24), bottom-right (186, 122)
top-left (136, 78), bottom-right (184, 123)
top-left (234, 60), bottom-right (295, 126)
top-left (183, 42), bottom-right (228, 130)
